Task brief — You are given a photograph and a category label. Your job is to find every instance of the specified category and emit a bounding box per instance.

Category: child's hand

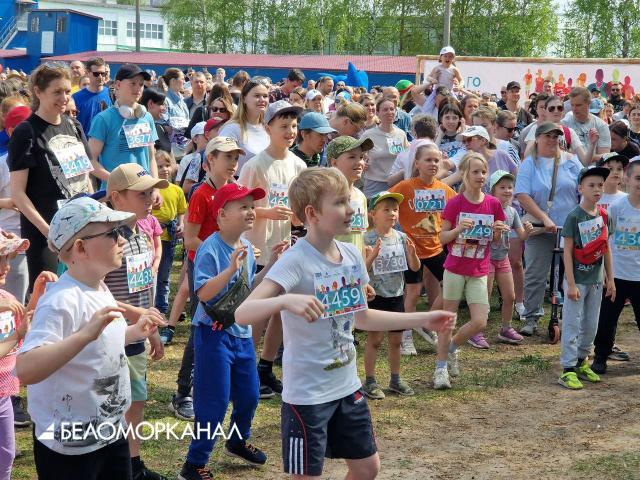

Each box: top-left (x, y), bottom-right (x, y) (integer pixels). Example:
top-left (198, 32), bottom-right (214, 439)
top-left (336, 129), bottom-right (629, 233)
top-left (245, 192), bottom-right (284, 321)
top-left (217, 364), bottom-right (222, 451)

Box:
top-left (424, 310), bottom-right (456, 334)
top-left (406, 238), bottom-right (417, 257)
top-left (588, 128), bottom-right (600, 145)
top-left (148, 330), bottom-right (164, 361)
top-left (284, 294), bottom-right (325, 322)
top-left (605, 277), bottom-right (616, 302)
top-left (152, 262), bottom-right (160, 276)
top-left (0, 299), bottom-right (25, 318)
top-left (228, 246), bottom-right (248, 272)
top-left (456, 218), bottom-right (474, 233)
top-left (269, 240), bottom-right (289, 263)
top-left (176, 224), bottom-right (184, 238)
top-left (493, 220), bottom-right (510, 234)
top-left (265, 206), bottom-right (293, 221)
top-left (366, 239), bottom-right (382, 263)
top-left (82, 306), bottom-right (126, 342)
top-left (365, 284), bottom-right (376, 302)
top-left (523, 221), bottom-right (535, 235)
top-left (567, 285), bottom-right (580, 301)
top-left (16, 310), bottom-right (33, 340)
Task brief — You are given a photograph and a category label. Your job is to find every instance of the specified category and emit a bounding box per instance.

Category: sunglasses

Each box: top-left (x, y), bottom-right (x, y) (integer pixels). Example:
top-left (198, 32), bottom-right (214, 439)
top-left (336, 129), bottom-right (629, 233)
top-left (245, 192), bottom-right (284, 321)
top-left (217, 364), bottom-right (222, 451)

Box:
top-left (91, 71), bottom-right (108, 78)
top-left (66, 225), bottom-right (133, 252)
top-left (546, 105), bottom-right (564, 113)
top-left (500, 91), bottom-right (506, 94)
top-left (501, 126), bottom-right (517, 133)
top-left (209, 107), bottom-right (227, 113)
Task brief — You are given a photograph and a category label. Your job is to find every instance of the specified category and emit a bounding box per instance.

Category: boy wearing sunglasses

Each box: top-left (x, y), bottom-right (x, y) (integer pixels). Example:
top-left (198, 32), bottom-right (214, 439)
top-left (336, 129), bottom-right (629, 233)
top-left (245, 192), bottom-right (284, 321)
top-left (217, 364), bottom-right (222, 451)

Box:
top-left (104, 163), bottom-right (170, 480)
top-left (16, 197), bottom-right (165, 479)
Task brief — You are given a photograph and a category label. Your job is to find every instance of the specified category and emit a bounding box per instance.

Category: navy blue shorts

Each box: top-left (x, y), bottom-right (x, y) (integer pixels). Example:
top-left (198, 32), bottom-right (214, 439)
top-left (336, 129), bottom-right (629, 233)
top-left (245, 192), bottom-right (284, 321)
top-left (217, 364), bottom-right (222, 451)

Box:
top-left (281, 389), bottom-right (377, 476)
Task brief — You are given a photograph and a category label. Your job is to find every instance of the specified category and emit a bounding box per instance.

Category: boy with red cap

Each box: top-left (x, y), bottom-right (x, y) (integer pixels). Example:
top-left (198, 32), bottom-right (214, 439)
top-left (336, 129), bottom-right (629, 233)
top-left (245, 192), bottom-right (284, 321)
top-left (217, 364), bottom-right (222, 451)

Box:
top-left (177, 183), bottom-right (287, 480)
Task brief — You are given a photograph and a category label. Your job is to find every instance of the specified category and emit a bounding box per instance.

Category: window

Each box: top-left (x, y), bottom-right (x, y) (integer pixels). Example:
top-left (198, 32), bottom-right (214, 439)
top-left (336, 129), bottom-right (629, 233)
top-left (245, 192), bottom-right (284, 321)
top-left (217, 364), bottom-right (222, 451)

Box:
top-left (126, 21), bottom-right (163, 40)
top-left (99, 19), bottom-right (117, 36)
top-left (30, 17), bottom-right (39, 32)
top-left (56, 17), bottom-right (66, 33)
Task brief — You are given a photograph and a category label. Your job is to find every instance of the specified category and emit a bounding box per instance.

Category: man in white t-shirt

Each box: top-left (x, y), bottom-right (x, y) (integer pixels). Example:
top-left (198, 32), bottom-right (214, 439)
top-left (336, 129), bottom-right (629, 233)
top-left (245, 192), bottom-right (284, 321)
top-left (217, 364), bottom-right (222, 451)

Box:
top-left (561, 87), bottom-right (611, 162)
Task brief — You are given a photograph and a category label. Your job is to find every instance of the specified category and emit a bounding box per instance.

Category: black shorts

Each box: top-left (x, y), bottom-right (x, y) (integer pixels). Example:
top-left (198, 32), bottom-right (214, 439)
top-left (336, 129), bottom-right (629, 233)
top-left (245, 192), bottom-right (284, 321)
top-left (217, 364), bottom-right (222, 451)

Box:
top-left (368, 295), bottom-right (404, 332)
top-left (404, 250), bottom-right (446, 284)
top-left (281, 389), bottom-right (377, 476)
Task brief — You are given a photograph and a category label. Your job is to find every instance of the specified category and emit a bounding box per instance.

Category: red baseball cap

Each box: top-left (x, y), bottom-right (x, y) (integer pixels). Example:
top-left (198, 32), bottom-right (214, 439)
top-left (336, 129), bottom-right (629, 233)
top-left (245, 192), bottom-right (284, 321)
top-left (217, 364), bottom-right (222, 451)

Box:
top-left (204, 117), bottom-right (226, 134)
top-left (211, 183), bottom-right (266, 219)
top-left (4, 105), bottom-right (32, 130)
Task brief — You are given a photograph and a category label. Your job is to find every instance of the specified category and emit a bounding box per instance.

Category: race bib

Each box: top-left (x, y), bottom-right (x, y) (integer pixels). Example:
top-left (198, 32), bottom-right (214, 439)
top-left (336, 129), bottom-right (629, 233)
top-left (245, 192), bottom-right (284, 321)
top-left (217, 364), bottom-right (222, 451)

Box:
top-left (314, 265), bottom-right (367, 318)
top-left (268, 182), bottom-right (289, 207)
top-left (0, 311), bottom-right (15, 341)
top-left (169, 116), bottom-right (189, 130)
top-left (614, 216), bottom-right (640, 250)
top-left (578, 216), bottom-right (604, 247)
top-left (350, 199), bottom-right (367, 232)
top-left (126, 252), bottom-right (153, 293)
top-left (459, 213), bottom-right (494, 240)
top-left (52, 142), bottom-right (93, 179)
top-left (414, 189), bottom-right (445, 212)
top-left (373, 241), bottom-right (407, 276)
top-left (123, 122), bottom-right (153, 149)
top-left (387, 137), bottom-right (405, 155)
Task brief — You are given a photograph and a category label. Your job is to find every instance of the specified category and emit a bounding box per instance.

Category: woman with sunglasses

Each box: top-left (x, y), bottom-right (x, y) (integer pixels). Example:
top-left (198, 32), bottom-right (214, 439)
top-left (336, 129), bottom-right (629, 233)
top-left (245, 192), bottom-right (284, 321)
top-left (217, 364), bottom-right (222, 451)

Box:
top-left (219, 78), bottom-right (269, 174)
top-left (8, 63), bottom-right (92, 291)
top-left (515, 122), bottom-right (582, 336)
top-left (186, 83), bottom-right (236, 136)
top-left (523, 95), bottom-right (597, 166)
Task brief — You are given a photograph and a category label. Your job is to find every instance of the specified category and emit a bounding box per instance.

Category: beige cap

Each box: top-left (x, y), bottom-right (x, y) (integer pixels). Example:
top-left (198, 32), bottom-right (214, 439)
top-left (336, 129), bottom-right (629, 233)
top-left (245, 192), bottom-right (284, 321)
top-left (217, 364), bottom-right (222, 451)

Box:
top-left (107, 163), bottom-right (169, 197)
top-left (205, 136), bottom-right (246, 156)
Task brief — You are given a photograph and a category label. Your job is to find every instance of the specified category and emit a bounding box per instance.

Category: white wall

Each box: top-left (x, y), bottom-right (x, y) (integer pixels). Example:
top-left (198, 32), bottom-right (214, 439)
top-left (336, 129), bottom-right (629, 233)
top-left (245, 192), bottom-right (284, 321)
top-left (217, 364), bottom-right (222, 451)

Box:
top-left (38, 0), bottom-right (169, 50)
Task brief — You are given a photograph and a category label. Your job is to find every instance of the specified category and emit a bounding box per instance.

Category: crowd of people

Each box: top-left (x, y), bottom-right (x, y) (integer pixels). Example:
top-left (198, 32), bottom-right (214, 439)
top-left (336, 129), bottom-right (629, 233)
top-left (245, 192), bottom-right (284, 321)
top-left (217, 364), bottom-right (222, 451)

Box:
top-left (0, 45), bottom-right (639, 480)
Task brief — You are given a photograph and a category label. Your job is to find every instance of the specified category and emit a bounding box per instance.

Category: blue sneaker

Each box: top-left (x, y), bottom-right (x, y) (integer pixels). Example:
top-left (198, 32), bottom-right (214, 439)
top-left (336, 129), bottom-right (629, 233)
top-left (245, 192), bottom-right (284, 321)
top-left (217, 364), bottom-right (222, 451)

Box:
top-left (224, 440), bottom-right (267, 466)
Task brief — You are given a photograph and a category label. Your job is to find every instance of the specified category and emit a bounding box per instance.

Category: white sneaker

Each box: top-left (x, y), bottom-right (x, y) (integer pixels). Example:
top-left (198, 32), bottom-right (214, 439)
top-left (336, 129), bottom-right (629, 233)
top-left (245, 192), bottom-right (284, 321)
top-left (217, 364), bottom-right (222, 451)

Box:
top-left (413, 327), bottom-right (438, 347)
top-left (401, 331), bottom-right (417, 356)
top-left (447, 350), bottom-right (460, 377)
top-left (433, 368), bottom-right (451, 389)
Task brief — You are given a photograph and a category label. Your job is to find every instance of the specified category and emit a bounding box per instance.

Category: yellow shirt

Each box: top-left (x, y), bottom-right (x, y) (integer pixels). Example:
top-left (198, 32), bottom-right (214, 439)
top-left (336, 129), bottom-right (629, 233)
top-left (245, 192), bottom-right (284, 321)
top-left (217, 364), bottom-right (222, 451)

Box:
top-left (152, 183), bottom-right (187, 241)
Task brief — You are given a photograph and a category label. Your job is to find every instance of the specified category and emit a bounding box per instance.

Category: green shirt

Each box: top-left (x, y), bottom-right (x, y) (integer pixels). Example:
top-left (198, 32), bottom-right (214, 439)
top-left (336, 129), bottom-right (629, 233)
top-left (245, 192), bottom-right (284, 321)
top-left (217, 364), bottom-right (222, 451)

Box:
top-left (562, 205), bottom-right (612, 285)
top-left (290, 144), bottom-right (321, 168)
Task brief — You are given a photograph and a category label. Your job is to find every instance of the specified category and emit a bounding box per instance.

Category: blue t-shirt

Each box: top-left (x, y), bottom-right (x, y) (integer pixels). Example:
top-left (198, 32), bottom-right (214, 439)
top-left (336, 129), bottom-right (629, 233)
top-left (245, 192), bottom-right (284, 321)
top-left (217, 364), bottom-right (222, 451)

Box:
top-left (192, 232), bottom-right (254, 338)
top-left (72, 87), bottom-right (112, 136)
top-left (0, 129), bottom-right (9, 155)
top-left (88, 107), bottom-right (158, 182)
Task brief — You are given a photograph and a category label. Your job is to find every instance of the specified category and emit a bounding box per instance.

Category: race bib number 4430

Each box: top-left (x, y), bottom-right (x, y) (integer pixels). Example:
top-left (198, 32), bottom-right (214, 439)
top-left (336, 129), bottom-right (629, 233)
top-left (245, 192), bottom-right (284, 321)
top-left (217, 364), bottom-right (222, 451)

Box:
top-left (314, 265), bottom-right (367, 318)
top-left (126, 252), bottom-right (153, 293)
top-left (615, 216), bottom-right (640, 250)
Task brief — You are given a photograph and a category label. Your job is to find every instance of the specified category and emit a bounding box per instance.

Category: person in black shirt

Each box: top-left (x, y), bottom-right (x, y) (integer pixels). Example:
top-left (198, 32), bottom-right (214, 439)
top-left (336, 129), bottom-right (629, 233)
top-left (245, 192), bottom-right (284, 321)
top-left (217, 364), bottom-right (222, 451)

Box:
top-left (8, 63), bottom-right (92, 291)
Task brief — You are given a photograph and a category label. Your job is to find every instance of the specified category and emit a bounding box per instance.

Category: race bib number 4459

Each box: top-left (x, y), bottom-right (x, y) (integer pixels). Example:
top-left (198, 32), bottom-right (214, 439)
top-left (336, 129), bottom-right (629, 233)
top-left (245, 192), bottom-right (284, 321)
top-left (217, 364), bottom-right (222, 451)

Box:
top-left (314, 265), bottom-right (367, 318)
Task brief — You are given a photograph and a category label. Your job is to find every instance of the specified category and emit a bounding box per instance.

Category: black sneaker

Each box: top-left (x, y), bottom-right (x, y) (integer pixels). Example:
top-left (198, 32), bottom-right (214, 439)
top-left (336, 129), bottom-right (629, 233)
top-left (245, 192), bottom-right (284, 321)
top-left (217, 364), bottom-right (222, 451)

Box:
top-left (259, 371), bottom-right (282, 394)
top-left (178, 462), bottom-right (212, 480)
top-left (259, 384), bottom-right (275, 400)
top-left (132, 461), bottom-right (168, 480)
top-left (608, 345), bottom-right (630, 361)
top-left (224, 440), bottom-right (267, 466)
top-left (170, 393), bottom-right (194, 421)
top-left (12, 396), bottom-right (31, 427)
top-left (591, 357), bottom-right (607, 374)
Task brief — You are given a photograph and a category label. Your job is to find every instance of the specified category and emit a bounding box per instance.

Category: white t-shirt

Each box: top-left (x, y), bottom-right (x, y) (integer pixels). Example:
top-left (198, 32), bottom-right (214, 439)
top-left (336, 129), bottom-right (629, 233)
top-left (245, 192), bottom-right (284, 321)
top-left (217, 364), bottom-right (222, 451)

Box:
top-left (218, 121), bottom-right (270, 175)
top-left (608, 195), bottom-right (640, 281)
top-left (20, 273), bottom-right (131, 455)
top-left (361, 126), bottom-right (408, 183)
top-left (561, 112), bottom-right (611, 151)
top-left (265, 238), bottom-right (368, 405)
top-left (177, 151), bottom-right (201, 184)
top-left (598, 191), bottom-right (627, 213)
top-left (0, 153), bottom-right (19, 235)
top-left (524, 124), bottom-right (584, 154)
top-left (238, 149), bottom-right (306, 265)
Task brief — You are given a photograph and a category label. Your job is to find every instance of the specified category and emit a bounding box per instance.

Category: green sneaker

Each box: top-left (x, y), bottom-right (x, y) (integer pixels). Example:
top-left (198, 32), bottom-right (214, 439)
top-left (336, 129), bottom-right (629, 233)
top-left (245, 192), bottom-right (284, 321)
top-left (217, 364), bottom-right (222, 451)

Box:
top-left (558, 371), bottom-right (583, 390)
top-left (363, 382), bottom-right (385, 400)
top-left (388, 379), bottom-right (415, 396)
top-left (576, 361), bottom-right (601, 383)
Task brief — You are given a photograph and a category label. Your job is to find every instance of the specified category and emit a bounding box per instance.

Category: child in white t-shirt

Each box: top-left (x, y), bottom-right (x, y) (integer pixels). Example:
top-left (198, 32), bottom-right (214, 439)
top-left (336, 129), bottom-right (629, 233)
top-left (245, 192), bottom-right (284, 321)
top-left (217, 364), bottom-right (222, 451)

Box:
top-left (16, 198), bottom-right (164, 479)
top-left (236, 167), bottom-right (455, 478)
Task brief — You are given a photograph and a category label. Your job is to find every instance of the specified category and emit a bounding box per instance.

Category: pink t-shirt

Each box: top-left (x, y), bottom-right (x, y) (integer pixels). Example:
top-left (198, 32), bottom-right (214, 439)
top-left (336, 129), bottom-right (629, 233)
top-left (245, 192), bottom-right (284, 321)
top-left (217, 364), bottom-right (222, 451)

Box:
top-left (0, 289), bottom-right (21, 397)
top-left (442, 193), bottom-right (505, 277)
top-left (137, 215), bottom-right (162, 261)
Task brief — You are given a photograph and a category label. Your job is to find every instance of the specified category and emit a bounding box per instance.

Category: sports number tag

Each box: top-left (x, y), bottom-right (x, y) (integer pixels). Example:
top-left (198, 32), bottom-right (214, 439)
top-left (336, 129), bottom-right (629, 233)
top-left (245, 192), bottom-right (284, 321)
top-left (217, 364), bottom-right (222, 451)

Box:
top-left (126, 252), bottom-right (153, 293)
top-left (387, 137), bottom-right (405, 155)
top-left (578, 216), bottom-right (604, 247)
top-left (268, 183), bottom-right (289, 207)
top-left (414, 189), bottom-right (445, 212)
top-left (52, 142), bottom-right (93, 179)
top-left (350, 199), bottom-right (367, 232)
top-left (123, 122), bottom-right (153, 148)
top-left (614, 216), bottom-right (640, 250)
top-left (169, 116), bottom-right (189, 130)
top-left (314, 265), bottom-right (367, 318)
top-left (459, 213), bottom-right (494, 240)
top-left (0, 311), bottom-right (15, 341)
top-left (373, 242), bottom-right (407, 276)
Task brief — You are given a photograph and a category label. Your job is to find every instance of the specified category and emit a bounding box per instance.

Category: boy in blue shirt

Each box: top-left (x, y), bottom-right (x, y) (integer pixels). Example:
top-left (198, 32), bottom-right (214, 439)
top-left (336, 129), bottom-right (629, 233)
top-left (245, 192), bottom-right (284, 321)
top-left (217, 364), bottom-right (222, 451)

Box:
top-left (178, 183), bottom-right (288, 480)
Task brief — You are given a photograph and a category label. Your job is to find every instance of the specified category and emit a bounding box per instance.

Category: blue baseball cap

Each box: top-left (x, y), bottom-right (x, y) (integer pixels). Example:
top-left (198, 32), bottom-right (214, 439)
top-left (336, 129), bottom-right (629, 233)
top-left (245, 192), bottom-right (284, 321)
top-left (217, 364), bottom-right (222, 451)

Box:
top-left (589, 98), bottom-right (604, 114)
top-left (298, 112), bottom-right (337, 134)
